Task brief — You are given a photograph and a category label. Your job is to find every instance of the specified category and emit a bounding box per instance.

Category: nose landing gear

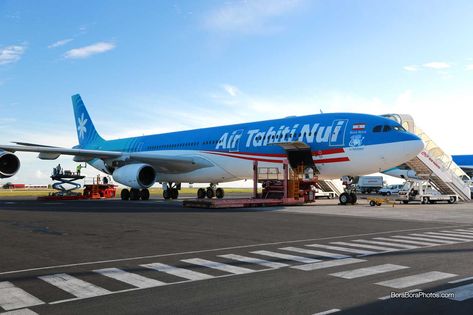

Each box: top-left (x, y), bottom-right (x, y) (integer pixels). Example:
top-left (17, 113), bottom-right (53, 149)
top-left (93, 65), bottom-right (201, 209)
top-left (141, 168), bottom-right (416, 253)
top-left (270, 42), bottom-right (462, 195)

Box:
top-left (339, 176), bottom-right (358, 205)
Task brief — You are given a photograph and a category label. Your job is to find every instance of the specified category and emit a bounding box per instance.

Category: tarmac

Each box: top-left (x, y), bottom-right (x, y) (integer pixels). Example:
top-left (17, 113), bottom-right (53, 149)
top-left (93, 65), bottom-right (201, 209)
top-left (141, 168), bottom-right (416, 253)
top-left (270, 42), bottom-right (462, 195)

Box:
top-left (1, 195), bottom-right (473, 314)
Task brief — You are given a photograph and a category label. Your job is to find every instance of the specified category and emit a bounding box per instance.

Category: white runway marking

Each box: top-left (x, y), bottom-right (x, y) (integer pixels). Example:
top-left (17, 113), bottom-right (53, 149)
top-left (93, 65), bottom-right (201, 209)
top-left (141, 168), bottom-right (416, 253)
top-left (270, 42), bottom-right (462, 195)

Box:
top-left (306, 244), bottom-right (377, 256)
top-left (280, 247), bottom-right (350, 259)
top-left (0, 309), bottom-right (39, 315)
top-left (417, 233), bottom-right (472, 242)
top-left (38, 273), bottom-right (110, 298)
top-left (218, 254), bottom-right (288, 269)
top-left (141, 262), bottom-right (213, 281)
top-left (373, 237), bottom-right (439, 246)
top-left (2, 224), bottom-right (469, 275)
top-left (448, 230), bottom-right (473, 236)
top-left (181, 258), bottom-right (255, 275)
top-left (396, 235), bottom-right (456, 244)
top-left (452, 229), bottom-right (473, 234)
top-left (449, 276), bottom-right (473, 284)
top-left (437, 283), bottom-right (473, 301)
top-left (312, 309), bottom-right (340, 315)
top-left (330, 264), bottom-right (409, 279)
top-left (251, 250), bottom-right (320, 264)
top-left (94, 268), bottom-right (166, 288)
top-left (426, 232), bottom-right (473, 239)
top-left (330, 242), bottom-right (399, 252)
top-left (376, 271), bottom-right (456, 289)
top-left (291, 258), bottom-right (366, 271)
top-left (0, 282), bottom-right (44, 311)
top-left (351, 239), bottom-right (418, 249)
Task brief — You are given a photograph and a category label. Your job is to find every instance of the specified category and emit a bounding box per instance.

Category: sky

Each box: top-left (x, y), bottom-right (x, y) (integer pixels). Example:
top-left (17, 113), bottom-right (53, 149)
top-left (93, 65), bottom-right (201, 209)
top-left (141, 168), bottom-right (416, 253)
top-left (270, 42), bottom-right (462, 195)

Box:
top-left (1, 0), bottom-right (473, 185)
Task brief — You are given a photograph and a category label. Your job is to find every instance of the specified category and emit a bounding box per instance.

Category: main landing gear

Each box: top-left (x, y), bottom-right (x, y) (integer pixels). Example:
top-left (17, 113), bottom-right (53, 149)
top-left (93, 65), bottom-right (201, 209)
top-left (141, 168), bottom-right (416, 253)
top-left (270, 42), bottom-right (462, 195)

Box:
top-left (339, 176), bottom-right (357, 205)
top-left (163, 183), bottom-right (180, 200)
top-left (197, 184), bottom-right (224, 199)
top-left (121, 188), bottom-right (150, 201)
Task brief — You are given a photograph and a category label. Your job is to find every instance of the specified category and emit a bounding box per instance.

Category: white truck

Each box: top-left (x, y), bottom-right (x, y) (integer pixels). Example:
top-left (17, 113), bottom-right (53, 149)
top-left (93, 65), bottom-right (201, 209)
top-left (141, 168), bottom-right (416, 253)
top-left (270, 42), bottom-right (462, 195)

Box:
top-left (357, 176), bottom-right (384, 194)
top-left (397, 180), bottom-right (458, 204)
top-left (378, 184), bottom-right (404, 196)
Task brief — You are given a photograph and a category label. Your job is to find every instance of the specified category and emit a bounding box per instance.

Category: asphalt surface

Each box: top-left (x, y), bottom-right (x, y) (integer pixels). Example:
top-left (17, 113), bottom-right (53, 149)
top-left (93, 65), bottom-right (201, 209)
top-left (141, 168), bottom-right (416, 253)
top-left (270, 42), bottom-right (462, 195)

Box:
top-left (1, 197), bottom-right (473, 315)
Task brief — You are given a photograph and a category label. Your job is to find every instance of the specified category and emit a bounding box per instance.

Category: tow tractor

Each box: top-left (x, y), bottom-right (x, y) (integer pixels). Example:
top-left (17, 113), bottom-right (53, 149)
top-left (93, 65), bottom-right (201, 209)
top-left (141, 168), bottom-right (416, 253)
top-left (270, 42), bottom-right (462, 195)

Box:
top-left (396, 179), bottom-right (458, 204)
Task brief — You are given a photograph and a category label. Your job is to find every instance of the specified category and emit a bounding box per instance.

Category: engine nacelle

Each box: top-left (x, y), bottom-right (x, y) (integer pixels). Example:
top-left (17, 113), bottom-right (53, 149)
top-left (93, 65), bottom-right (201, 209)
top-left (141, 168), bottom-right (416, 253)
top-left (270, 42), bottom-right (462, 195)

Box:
top-left (112, 163), bottom-right (156, 189)
top-left (0, 151), bottom-right (20, 178)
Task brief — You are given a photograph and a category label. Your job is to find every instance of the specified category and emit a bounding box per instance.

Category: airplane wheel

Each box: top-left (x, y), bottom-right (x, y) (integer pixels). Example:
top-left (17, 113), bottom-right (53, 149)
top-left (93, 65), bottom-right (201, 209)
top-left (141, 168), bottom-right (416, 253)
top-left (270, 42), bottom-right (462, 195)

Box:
top-left (339, 192), bottom-right (349, 205)
top-left (206, 187), bottom-right (215, 199)
top-left (171, 188), bottom-right (179, 199)
top-left (216, 188), bottom-right (224, 199)
top-left (121, 189), bottom-right (130, 201)
top-left (197, 188), bottom-right (206, 199)
top-left (140, 188), bottom-right (150, 200)
top-left (163, 189), bottom-right (171, 200)
top-left (130, 188), bottom-right (140, 200)
top-left (350, 193), bottom-right (357, 204)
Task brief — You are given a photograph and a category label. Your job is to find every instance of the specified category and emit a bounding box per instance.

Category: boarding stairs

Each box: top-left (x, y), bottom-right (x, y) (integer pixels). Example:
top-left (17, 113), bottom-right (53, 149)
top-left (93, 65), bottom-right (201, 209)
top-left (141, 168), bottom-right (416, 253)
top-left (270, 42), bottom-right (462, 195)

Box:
top-left (383, 114), bottom-right (471, 201)
top-left (318, 180), bottom-right (344, 197)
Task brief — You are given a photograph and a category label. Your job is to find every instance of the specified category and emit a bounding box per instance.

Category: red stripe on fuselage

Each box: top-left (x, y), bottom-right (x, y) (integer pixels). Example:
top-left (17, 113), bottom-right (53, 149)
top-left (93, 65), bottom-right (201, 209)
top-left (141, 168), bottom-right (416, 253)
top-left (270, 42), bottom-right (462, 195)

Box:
top-left (205, 151), bottom-right (350, 164)
top-left (203, 148), bottom-right (345, 158)
top-left (314, 157), bottom-right (350, 164)
top-left (312, 148), bottom-right (345, 156)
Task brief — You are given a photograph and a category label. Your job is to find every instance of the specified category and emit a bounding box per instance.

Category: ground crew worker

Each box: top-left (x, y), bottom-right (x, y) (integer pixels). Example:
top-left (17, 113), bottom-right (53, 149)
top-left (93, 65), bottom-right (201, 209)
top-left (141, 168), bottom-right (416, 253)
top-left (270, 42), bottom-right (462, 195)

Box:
top-left (76, 164), bottom-right (82, 175)
top-left (56, 164), bottom-right (62, 175)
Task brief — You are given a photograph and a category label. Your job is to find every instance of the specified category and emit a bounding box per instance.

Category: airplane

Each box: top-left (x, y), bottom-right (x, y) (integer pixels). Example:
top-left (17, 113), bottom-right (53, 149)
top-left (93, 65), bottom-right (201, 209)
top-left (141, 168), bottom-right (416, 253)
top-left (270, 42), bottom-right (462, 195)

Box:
top-left (452, 155), bottom-right (473, 178)
top-left (0, 94), bottom-right (424, 204)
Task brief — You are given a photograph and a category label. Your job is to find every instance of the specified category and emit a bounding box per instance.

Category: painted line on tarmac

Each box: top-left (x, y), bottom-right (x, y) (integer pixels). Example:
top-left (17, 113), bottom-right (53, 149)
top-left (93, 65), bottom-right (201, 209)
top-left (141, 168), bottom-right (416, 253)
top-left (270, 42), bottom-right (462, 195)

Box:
top-left (312, 309), bottom-right (340, 315)
top-left (1, 223), bottom-right (472, 276)
top-left (376, 271), bottom-right (456, 289)
top-left (49, 268), bottom-right (272, 305)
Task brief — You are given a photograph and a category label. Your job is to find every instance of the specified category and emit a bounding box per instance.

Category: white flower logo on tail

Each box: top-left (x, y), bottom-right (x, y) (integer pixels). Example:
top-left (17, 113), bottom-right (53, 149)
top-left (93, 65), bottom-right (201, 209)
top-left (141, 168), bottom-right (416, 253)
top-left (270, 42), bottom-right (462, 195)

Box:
top-left (77, 113), bottom-right (88, 139)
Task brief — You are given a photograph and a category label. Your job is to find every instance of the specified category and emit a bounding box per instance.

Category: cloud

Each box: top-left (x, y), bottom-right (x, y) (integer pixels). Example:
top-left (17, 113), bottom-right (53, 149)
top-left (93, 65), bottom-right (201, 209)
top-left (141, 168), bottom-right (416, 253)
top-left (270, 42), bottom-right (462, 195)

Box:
top-left (423, 61), bottom-right (450, 69)
top-left (466, 64), bottom-right (473, 71)
top-left (64, 42), bottom-right (116, 59)
top-left (203, 0), bottom-right (305, 33)
top-left (403, 65), bottom-right (418, 72)
top-left (0, 44), bottom-right (26, 65)
top-left (48, 38), bottom-right (73, 48)
top-left (222, 84), bottom-right (240, 96)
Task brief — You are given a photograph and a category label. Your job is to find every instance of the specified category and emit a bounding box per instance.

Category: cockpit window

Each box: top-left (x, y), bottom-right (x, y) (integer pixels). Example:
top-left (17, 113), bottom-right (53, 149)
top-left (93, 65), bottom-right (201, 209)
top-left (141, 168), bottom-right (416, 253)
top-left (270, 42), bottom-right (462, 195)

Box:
top-left (383, 125), bottom-right (393, 132)
top-left (373, 125), bottom-right (382, 132)
top-left (393, 125), bottom-right (406, 131)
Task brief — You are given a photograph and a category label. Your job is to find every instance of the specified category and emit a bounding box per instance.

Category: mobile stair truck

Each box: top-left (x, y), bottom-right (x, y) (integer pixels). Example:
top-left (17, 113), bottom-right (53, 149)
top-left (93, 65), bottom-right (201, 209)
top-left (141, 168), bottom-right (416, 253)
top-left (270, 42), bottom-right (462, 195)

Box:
top-left (397, 179), bottom-right (458, 204)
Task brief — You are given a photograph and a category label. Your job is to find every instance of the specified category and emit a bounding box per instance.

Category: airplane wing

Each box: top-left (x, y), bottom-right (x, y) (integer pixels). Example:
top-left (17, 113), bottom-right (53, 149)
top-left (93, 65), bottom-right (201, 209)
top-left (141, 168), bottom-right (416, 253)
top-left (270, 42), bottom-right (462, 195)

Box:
top-left (0, 144), bottom-right (213, 173)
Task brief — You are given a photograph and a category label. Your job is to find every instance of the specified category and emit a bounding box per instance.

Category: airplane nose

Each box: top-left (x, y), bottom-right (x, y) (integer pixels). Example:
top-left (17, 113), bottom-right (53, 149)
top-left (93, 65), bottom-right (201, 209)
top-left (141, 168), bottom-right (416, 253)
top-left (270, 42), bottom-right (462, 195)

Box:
top-left (404, 132), bottom-right (424, 158)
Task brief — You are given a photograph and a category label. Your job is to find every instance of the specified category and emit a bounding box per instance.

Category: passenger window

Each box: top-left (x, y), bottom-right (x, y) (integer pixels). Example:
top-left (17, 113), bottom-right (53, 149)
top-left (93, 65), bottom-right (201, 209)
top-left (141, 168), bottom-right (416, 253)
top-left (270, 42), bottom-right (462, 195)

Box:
top-left (373, 125), bottom-right (382, 132)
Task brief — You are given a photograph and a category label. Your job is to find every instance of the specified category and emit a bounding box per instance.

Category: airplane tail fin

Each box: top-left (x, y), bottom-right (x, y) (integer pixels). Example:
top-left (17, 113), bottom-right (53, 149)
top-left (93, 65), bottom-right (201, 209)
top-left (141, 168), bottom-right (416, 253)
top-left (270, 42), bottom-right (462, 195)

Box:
top-left (72, 94), bottom-right (104, 148)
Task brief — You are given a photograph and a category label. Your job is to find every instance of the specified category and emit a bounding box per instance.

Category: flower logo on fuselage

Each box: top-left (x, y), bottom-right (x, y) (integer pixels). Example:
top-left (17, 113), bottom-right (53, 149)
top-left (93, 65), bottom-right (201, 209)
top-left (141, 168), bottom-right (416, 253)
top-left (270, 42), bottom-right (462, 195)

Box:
top-left (349, 134), bottom-right (364, 147)
top-left (77, 113), bottom-right (88, 139)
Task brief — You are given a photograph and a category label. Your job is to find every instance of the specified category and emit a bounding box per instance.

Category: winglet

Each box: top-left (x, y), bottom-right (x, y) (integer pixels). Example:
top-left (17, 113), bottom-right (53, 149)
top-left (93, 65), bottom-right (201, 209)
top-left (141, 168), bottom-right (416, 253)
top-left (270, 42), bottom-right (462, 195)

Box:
top-left (72, 94), bottom-right (104, 148)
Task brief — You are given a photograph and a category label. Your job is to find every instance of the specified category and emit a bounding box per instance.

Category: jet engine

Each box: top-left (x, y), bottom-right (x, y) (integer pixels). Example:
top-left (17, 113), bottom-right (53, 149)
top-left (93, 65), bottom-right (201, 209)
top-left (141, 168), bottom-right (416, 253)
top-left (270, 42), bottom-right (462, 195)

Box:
top-left (112, 163), bottom-right (156, 189)
top-left (0, 151), bottom-right (20, 178)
